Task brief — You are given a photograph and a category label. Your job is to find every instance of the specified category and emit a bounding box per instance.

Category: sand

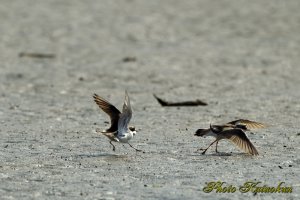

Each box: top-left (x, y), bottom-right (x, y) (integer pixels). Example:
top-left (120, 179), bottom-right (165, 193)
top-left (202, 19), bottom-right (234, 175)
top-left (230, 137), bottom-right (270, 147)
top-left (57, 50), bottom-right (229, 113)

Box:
top-left (0, 0), bottom-right (300, 199)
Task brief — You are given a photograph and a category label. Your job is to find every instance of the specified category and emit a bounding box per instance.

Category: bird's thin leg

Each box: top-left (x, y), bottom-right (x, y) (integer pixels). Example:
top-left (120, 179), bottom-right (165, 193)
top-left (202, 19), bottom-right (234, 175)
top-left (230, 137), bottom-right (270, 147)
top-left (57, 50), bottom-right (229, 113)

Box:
top-left (128, 143), bottom-right (142, 152)
top-left (195, 141), bottom-right (217, 152)
top-left (215, 141), bottom-right (219, 153)
top-left (109, 141), bottom-right (116, 151)
top-left (201, 139), bottom-right (219, 155)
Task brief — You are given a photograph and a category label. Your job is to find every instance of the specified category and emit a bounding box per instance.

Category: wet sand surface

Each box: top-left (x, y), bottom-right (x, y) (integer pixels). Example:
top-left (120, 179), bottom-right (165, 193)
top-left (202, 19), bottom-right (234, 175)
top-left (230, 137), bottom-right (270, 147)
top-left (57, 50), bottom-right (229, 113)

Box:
top-left (0, 0), bottom-right (300, 199)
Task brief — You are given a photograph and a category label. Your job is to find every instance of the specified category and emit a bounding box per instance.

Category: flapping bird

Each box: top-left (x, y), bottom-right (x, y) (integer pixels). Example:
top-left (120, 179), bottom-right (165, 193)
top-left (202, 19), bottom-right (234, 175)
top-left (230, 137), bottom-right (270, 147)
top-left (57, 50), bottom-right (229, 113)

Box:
top-left (194, 119), bottom-right (266, 155)
top-left (93, 91), bottom-right (141, 152)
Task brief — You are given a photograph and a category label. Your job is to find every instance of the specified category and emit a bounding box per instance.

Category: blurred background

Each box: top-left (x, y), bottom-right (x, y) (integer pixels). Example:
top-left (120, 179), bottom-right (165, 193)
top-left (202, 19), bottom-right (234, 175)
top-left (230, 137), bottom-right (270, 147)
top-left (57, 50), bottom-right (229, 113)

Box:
top-left (1, 0), bottom-right (300, 199)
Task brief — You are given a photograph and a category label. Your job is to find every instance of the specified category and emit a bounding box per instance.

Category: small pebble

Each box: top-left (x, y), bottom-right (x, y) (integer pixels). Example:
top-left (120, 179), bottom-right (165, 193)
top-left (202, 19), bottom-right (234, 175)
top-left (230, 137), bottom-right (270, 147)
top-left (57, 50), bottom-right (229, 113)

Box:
top-left (123, 57), bottom-right (136, 62)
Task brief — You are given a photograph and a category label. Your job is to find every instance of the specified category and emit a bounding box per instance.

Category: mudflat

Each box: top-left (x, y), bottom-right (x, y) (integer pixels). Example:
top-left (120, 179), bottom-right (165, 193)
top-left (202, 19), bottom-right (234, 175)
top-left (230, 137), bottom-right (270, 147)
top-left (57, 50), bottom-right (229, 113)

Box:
top-left (0, 1), bottom-right (299, 199)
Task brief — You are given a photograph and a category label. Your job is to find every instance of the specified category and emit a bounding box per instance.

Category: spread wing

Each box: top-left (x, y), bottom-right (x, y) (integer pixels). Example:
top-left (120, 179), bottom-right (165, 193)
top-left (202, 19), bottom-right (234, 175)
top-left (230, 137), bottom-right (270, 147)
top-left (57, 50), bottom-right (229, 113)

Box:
top-left (222, 129), bottom-right (259, 155)
top-left (117, 91), bottom-right (132, 136)
top-left (93, 94), bottom-right (121, 132)
top-left (227, 119), bottom-right (266, 130)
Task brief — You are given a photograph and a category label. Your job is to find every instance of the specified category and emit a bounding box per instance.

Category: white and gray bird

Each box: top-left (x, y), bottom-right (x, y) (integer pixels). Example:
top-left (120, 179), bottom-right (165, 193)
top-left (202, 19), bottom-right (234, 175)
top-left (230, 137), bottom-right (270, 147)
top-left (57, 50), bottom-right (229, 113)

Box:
top-left (93, 91), bottom-right (141, 152)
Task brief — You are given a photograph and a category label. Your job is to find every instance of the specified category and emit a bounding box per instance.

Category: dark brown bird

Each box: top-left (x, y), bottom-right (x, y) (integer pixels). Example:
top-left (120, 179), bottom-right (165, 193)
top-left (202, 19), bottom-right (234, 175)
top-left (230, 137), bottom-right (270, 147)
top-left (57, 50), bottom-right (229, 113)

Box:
top-left (194, 119), bottom-right (266, 155)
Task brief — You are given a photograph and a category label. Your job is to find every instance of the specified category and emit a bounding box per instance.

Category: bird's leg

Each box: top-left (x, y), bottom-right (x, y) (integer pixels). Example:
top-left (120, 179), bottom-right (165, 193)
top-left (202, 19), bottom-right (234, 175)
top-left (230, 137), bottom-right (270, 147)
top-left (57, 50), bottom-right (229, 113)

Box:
top-left (195, 142), bottom-right (216, 152)
top-left (109, 141), bottom-right (116, 151)
top-left (128, 143), bottom-right (142, 152)
top-left (201, 139), bottom-right (219, 155)
top-left (215, 141), bottom-right (219, 153)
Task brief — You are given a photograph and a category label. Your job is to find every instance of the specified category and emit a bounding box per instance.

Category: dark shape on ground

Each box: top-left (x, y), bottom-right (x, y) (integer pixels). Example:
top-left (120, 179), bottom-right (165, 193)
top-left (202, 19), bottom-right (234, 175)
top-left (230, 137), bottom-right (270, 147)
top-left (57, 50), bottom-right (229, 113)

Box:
top-left (153, 94), bottom-right (207, 106)
top-left (122, 56), bottom-right (136, 62)
top-left (19, 52), bottom-right (56, 58)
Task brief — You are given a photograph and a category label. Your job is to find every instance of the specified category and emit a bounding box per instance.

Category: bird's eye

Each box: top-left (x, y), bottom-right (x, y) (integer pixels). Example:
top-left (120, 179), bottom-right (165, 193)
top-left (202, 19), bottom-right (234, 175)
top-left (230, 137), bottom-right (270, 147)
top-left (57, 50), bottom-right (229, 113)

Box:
top-left (129, 126), bottom-right (135, 131)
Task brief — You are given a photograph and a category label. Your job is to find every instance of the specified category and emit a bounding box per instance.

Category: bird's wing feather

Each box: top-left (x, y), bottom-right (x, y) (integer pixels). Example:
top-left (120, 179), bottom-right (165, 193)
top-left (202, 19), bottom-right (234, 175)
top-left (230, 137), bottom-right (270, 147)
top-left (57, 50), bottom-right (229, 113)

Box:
top-left (117, 91), bottom-right (132, 136)
top-left (227, 119), bottom-right (266, 130)
top-left (222, 129), bottom-right (259, 155)
top-left (93, 94), bottom-right (121, 132)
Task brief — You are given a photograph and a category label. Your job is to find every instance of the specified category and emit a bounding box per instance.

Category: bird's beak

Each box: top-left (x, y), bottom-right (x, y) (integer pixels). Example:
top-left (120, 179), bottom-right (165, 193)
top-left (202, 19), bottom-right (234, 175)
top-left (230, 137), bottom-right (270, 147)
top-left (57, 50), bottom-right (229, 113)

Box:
top-left (194, 129), bottom-right (205, 137)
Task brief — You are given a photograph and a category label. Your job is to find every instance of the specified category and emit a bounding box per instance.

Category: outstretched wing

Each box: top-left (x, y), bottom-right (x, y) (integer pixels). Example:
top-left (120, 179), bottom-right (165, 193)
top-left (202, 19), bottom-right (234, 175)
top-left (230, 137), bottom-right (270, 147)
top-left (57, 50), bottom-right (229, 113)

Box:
top-left (222, 129), bottom-right (259, 155)
top-left (93, 94), bottom-right (121, 132)
top-left (117, 91), bottom-right (132, 136)
top-left (227, 119), bottom-right (266, 130)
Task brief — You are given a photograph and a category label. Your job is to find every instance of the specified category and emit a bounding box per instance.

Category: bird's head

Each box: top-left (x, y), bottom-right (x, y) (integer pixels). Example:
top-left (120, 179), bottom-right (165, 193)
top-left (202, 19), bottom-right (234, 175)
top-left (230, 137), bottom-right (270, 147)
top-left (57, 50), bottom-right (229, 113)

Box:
top-left (209, 124), bottom-right (222, 133)
top-left (129, 126), bottom-right (137, 136)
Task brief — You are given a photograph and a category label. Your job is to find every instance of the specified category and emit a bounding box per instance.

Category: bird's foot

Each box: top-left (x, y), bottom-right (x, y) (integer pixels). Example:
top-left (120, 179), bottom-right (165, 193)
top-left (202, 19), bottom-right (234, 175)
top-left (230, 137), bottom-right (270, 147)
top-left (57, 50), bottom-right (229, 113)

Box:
top-left (195, 148), bottom-right (205, 153)
top-left (128, 143), bottom-right (142, 152)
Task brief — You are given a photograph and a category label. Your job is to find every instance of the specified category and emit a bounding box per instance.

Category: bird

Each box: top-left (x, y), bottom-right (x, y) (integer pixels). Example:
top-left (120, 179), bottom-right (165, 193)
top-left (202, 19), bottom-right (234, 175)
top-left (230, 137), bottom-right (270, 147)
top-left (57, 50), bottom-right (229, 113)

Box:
top-left (194, 119), bottom-right (266, 155)
top-left (93, 91), bottom-right (141, 152)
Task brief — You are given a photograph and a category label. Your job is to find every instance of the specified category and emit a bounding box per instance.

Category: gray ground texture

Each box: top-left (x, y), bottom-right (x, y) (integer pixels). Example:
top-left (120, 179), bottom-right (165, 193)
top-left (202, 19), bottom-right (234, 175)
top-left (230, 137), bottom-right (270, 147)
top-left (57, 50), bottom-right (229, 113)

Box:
top-left (0, 0), bottom-right (300, 199)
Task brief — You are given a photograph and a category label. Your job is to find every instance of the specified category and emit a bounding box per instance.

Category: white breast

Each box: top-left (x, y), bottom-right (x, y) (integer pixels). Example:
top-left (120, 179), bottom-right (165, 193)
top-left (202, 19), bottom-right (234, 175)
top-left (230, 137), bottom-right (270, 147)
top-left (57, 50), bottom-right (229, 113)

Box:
top-left (204, 130), bottom-right (218, 138)
top-left (117, 132), bottom-right (134, 143)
